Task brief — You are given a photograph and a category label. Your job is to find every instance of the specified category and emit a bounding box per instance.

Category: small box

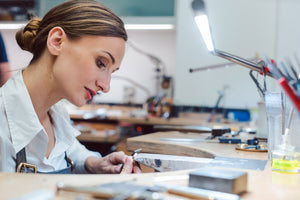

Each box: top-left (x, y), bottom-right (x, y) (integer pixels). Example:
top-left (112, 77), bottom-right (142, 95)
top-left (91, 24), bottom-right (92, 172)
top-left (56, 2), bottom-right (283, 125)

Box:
top-left (189, 167), bottom-right (247, 194)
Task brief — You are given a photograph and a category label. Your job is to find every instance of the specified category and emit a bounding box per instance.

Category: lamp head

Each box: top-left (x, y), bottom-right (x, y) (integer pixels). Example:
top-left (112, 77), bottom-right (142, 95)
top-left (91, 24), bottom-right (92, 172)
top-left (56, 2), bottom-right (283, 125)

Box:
top-left (191, 0), bottom-right (215, 52)
top-left (191, 0), bottom-right (205, 15)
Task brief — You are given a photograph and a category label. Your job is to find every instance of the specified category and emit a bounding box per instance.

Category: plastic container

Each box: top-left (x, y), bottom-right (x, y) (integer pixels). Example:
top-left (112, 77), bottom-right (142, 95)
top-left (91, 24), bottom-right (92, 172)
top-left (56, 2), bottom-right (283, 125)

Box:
top-left (271, 135), bottom-right (300, 174)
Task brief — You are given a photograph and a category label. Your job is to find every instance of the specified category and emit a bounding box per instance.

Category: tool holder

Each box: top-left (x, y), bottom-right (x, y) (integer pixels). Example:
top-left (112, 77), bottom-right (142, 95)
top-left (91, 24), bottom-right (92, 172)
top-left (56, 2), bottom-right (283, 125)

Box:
top-left (211, 49), bottom-right (300, 113)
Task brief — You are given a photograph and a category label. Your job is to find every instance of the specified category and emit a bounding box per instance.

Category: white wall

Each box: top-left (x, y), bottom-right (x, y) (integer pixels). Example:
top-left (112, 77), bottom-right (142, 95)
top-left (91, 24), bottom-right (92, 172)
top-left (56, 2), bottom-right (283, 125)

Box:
top-left (1, 30), bottom-right (32, 74)
top-left (93, 29), bottom-right (176, 104)
top-left (174, 0), bottom-right (279, 109)
top-left (276, 0), bottom-right (300, 64)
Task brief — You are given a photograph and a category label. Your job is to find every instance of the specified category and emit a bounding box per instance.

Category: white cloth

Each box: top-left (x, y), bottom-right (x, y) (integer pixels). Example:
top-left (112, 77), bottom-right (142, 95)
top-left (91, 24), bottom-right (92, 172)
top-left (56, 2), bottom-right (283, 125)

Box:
top-left (0, 71), bottom-right (101, 173)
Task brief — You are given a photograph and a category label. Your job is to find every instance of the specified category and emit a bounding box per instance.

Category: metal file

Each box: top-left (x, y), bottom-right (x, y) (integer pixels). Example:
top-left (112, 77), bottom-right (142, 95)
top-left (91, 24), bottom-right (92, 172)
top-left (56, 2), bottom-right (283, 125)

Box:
top-left (133, 153), bottom-right (267, 172)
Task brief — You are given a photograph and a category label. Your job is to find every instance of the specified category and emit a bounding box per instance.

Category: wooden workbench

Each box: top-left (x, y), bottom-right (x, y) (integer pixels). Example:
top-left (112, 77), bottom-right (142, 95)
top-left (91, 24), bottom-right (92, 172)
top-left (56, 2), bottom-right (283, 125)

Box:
top-left (0, 132), bottom-right (299, 200)
top-left (0, 171), bottom-right (190, 200)
top-left (1, 131), bottom-right (299, 200)
top-left (127, 131), bottom-right (267, 160)
top-left (126, 131), bottom-right (300, 200)
top-left (69, 103), bottom-right (248, 127)
top-left (0, 164), bottom-right (298, 200)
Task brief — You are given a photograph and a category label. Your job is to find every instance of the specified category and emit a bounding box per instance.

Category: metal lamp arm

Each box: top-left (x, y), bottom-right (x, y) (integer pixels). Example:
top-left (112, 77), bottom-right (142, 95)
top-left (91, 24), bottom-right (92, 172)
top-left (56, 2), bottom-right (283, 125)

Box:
top-left (213, 49), bottom-right (273, 78)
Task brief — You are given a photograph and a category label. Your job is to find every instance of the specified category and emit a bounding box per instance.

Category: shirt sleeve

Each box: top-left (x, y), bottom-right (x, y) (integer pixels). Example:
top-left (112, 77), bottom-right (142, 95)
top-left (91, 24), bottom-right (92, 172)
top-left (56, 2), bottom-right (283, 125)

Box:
top-left (0, 97), bottom-right (17, 172)
top-left (67, 139), bottom-right (101, 174)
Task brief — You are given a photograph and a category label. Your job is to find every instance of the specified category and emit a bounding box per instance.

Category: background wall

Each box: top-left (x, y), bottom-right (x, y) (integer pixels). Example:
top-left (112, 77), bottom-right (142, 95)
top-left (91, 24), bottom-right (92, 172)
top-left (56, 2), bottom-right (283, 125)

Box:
top-left (174, 0), bottom-right (279, 109)
top-left (2, 0), bottom-right (300, 109)
top-left (93, 29), bottom-right (176, 104)
top-left (276, 0), bottom-right (300, 64)
top-left (1, 30), bottom-right (32, 72)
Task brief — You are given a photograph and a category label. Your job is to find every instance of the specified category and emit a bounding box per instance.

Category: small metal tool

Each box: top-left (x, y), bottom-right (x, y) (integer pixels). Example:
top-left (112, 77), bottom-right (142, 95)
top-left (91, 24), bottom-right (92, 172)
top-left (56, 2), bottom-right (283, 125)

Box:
top-left (154, 125), bottom-right (231, 139)
top-left (120, 149), bottom-right (143, 172)
top-left (160, 138), bottom-right (206, 142)
top-left (265, 57), bottom-right (300, 112)
top-left (249, 70), bottom-right (266, 97)
top-left (131, 148), bottom-right (142, 157)
top-left (154, 125), bottom-right (212, 133)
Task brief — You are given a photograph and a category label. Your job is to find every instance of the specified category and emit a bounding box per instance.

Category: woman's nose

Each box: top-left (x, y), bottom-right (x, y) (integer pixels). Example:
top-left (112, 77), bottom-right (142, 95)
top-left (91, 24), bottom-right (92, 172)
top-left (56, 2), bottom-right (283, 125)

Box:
top-left (96, 78), bottom-right (110, 93)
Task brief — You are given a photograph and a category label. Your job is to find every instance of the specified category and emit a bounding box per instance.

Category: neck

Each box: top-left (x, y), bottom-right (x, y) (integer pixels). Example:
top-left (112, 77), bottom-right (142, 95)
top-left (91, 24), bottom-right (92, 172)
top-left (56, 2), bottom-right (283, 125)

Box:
top-left (22, 54), bottom-right (62, 122)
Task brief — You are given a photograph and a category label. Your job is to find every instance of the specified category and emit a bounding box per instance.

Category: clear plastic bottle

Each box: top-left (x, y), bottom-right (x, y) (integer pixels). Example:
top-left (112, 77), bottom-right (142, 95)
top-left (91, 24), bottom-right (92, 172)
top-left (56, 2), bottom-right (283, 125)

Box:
top-left (271, 135), bottom-right (300, 174)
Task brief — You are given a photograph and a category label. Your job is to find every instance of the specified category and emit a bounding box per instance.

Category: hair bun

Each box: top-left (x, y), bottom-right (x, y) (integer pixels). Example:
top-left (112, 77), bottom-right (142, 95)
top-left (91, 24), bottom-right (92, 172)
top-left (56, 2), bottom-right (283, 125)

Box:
top-left (15, 18), bottom-right (41, 53)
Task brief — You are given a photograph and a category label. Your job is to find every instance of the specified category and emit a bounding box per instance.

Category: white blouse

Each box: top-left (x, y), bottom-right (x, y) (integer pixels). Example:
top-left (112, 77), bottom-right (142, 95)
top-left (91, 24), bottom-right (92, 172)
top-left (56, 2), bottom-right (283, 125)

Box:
top-left (0, 71), bottom-right (101, 173)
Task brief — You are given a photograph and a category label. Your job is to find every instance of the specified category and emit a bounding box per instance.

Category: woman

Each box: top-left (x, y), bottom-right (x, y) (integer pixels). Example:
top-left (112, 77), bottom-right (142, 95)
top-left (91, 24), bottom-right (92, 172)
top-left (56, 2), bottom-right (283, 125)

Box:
top-left (0, 0), bottom-right (141, 174)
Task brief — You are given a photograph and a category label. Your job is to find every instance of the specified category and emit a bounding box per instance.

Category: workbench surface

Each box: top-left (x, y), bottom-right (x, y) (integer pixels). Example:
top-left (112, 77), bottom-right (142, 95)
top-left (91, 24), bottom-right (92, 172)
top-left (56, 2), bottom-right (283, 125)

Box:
top-left (127, 131), bottom-right (268, 160)
top-left (1, 131), bottom-right (299, 200)
top-left (126, 131), bottom-right (300, 200)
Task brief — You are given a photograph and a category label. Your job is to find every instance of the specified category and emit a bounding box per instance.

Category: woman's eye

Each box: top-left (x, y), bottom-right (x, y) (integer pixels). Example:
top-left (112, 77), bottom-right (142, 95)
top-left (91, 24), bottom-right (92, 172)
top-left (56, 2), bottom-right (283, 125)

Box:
top-left (96, 58), bottom-right (107, 70)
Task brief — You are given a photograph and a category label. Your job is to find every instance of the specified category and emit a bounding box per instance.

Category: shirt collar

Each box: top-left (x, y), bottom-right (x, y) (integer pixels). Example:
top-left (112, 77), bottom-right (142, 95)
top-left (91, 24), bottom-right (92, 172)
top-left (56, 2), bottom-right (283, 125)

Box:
top-left (3, 71), bottom-right (44, 154)
top-left (3, 71), bottom-right (79, 156)
top-left (48, 102), bottom-right (77, 158)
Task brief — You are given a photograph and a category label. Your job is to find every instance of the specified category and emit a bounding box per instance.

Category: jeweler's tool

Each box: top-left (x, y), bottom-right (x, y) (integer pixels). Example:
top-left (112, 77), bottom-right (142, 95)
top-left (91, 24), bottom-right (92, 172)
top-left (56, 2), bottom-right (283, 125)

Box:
top-left (265, 57), bottom-right (300, 112)
top-left (133, 152), bottom-right (267, 171)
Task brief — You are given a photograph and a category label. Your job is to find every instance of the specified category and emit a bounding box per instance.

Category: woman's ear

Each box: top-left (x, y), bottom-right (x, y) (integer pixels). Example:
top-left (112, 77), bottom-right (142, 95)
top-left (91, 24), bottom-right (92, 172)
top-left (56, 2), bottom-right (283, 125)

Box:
top-left (47, 27), bottom-right (66, 56)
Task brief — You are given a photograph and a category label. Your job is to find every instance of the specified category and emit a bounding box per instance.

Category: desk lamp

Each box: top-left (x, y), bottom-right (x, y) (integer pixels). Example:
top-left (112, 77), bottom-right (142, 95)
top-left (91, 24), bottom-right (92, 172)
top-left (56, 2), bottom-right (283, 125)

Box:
top-left (191, 0), bottom-right (272, 77)
top-left (191, 0), bottom-right (300, 113)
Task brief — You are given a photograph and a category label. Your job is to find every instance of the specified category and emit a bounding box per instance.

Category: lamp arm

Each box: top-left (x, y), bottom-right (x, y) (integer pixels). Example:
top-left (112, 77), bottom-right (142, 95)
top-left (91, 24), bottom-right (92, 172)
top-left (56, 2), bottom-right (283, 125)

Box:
top-left (190, 58), bottom-right (257, 73)
top-left (213, 49), bottom-right (273, 78)
top-left (128, 41), bottom-right (166, 75)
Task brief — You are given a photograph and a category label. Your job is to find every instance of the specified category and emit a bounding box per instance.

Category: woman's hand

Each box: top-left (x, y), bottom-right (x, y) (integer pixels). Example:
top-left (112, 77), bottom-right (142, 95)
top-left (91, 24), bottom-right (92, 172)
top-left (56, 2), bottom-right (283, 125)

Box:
top-left (120, 156), bottom-right (141, 174)
top-left (85, 151), bottom-right (141, 174)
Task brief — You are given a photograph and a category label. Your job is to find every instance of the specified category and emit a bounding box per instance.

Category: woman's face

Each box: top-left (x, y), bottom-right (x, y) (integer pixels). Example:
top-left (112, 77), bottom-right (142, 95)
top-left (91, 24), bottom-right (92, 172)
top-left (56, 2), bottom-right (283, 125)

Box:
top-left (52, 35), bottom-right (125, 107)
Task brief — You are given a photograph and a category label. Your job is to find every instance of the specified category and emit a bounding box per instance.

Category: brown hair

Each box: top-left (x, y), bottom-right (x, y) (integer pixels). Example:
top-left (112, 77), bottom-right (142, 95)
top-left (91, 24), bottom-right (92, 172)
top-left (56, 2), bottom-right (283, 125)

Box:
top-left (16, 0), bottom-right (127, 62)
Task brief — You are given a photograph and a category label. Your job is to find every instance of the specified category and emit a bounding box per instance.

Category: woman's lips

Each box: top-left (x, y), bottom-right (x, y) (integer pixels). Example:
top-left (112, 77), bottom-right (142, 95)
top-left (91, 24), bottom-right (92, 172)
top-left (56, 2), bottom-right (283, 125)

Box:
top-left (84, 87), bottom-right (96, 100)
top-left (85, 89), bottom-right (92, 100)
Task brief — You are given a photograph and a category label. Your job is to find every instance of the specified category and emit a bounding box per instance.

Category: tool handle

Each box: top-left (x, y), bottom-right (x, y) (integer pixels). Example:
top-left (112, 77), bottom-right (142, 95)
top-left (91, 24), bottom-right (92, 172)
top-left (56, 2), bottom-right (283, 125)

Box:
top-left (278, 77), bottom-right (300, 113)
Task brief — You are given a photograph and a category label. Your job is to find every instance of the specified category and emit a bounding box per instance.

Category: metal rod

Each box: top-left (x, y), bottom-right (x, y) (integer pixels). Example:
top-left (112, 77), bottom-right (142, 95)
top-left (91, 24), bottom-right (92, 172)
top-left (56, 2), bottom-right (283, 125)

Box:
top-left (189, 61), bottom-right (237, 73)
top-left (213, 49), bottom-right (273, 78)
top-left (190, 57), bottom-right (257, 73)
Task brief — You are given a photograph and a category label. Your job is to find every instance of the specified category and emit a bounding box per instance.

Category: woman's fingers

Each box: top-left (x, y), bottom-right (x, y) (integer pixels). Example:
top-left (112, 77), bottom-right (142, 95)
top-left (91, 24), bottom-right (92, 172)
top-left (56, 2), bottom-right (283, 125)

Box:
top-left (120, 157), bottom-right (133, 174)
top-left (133, 162), bottom-right (142, 173)
top-left (109, 151), bottom-right (126, 165)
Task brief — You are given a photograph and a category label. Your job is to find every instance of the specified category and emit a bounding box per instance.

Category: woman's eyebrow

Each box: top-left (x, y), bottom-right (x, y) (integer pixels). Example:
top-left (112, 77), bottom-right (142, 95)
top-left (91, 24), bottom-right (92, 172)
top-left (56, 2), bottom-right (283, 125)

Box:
top-left (103, 51), bottom-right (115, 64)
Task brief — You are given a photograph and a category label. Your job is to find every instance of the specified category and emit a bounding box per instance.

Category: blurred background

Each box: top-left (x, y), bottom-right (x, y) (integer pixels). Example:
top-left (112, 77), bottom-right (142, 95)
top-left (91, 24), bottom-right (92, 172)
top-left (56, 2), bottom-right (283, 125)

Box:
top-left (1, 0), bottom-right (299, 110)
